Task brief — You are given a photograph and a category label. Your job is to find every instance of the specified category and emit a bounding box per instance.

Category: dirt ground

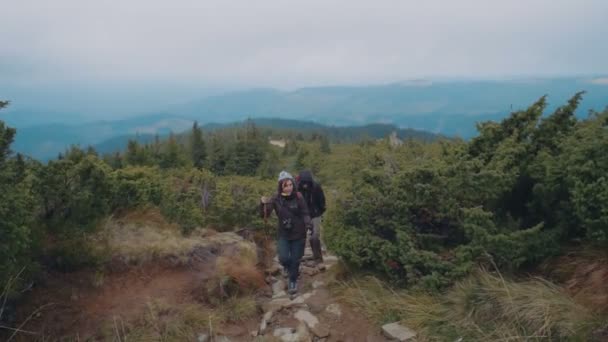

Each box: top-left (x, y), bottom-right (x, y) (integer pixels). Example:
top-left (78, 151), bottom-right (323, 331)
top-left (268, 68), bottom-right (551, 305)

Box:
top-left (11, 243), bottom-right (389, 342)
top-left (11, 241), bottom-right (261, 341)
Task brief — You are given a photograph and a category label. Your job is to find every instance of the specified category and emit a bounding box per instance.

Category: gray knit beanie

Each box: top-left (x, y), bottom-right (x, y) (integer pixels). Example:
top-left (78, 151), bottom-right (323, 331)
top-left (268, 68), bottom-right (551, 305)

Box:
top-left (278, 170), bottom-right (294, 182)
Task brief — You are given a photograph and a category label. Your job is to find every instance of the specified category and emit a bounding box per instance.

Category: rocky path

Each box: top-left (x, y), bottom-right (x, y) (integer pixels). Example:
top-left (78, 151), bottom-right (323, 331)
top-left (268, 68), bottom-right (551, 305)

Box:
top-left (253, 247), bottom-right (417, 342)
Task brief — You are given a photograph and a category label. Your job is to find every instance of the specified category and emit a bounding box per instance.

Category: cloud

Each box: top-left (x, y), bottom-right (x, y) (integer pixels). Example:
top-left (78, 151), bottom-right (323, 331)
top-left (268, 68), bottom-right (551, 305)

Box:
top-left (1, 0), bottom-right (607, 88)
top-left (589, 77), bottom-right (608, 85)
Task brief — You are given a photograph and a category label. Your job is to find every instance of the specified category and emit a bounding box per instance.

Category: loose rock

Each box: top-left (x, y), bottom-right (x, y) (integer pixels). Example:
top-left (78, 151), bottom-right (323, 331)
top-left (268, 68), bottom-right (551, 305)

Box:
top-left (273, 325), bottom-right (309, 342)
top-left (273, 279), bottom-right (286, 294)
top-left (294, 309), bottom-right (320, 328)
top-left (325, 303), bottom-right (342, 318)
top-left (273, 290), bottom-right (287, 298)
top-left (262, 298), bottom-right (292, 312)
top-left (266, 264), bottom-right (282, 276)
top-left (291, 290), bottom-right (316, 304)
top-left (382, 322), bottom-right (417, 341)
top-left (259, 310), bottom-right (274, 334)
top-left (323, 255), bottom-right (338, 263)
top-left (273, 327), bottom-right (295, 337)
top-left (302, 267), bottom-right (320, 276)
top-left (310, 324), bottom-right (330, 338)
top-left (312, 280), bottom-right (325, 289)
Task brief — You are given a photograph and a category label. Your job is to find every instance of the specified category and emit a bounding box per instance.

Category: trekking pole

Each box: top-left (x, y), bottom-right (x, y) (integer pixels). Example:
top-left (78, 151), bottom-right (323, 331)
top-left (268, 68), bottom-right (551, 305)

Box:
top-left (262, 198), bottom-right (271, 235)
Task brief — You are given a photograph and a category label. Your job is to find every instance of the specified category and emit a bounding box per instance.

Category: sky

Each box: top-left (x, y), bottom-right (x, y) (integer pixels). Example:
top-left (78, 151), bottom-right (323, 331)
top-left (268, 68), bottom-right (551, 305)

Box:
top-left (2, 0), bottom-right (607, 88)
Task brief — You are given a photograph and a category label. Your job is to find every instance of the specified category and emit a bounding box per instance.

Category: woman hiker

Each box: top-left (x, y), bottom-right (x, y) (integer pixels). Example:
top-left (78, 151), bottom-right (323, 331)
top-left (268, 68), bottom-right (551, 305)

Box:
top-left (260, 171), bottom-right (313, 295)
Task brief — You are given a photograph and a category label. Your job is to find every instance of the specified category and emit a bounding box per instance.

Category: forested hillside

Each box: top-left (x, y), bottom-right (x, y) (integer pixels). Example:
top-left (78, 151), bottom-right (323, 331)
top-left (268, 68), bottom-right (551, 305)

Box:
top-left (2, 93), bottom-right (608, 340)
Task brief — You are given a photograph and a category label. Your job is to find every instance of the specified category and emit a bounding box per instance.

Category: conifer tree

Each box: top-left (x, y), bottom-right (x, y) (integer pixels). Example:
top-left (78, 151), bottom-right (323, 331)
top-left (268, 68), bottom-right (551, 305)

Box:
top-left (190, 121), bottom-right (206, 169)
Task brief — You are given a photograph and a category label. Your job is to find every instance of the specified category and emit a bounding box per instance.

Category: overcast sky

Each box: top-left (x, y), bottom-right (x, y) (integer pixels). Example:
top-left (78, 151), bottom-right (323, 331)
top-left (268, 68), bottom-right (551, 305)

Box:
top-left (2, 0), bottom-right (608, 89)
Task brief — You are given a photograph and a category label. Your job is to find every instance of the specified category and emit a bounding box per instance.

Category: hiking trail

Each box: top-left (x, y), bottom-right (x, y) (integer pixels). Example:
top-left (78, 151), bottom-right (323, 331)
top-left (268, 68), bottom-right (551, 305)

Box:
top-left (251, 246), bottom-right (416, 342)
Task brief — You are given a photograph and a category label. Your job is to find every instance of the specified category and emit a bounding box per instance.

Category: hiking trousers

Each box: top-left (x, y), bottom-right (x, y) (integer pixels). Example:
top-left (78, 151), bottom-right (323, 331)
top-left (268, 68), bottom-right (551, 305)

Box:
top-left (277, 237), bottom-right (306, 282)
top-left (309, 217), bottom-right (323, 261)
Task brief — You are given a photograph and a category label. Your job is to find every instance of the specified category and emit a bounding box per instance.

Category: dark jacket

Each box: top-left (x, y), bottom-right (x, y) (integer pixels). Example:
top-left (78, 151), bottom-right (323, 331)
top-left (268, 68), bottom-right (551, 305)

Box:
top-left (296, 170), bottom-right (326, 218)
top-left (261, 192), bottom-right (312, 240)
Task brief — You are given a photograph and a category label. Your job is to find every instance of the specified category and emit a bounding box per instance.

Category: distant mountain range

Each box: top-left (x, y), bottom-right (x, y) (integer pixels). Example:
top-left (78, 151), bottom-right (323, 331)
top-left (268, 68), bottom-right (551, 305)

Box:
top-left (10, 114), bottom-right (194, 160)
top-left (91, 118), bottom-right (443, 157)
top-left (3, 77), bottom-right (607, 160)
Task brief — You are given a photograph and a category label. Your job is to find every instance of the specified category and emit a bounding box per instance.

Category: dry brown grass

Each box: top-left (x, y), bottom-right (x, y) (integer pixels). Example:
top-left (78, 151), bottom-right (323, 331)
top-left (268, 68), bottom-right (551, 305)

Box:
top-left (216, 255), bottom-right (266, 293)
top-left (334, 269), bottom-right (598, 341)
top-left (203, 242), bottom-right (266, 302)
top-left (94, 208), bottom-right (243, 265)
top-left (334, 275), bottom-right (446, 338)
top-left (447, 270), bottom-right (596, 341)
top-left (103, 296), bottom-right (257, 342)
top-left (252, 230), bottom-right (276, 269)
top-left (117, 207), bottom-right (173, 228)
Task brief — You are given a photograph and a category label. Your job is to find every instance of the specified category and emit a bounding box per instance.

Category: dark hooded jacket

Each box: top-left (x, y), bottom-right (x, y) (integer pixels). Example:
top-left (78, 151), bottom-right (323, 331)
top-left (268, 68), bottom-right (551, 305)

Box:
top-left (296, 170), bottom-right (326, 218)
top-left (260, 179), bottom-right (312, 240)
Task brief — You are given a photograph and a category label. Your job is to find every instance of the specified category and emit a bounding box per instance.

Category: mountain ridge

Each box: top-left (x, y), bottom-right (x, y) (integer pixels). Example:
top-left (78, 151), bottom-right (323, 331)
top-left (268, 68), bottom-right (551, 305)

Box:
top-left (5, 77), bottom-right (607, 160)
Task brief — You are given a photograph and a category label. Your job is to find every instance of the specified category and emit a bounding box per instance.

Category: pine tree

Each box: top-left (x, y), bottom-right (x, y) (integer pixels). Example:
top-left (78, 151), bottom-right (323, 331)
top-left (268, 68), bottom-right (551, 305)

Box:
top-left (0, 101), bottom-right (15, 165)
top-left (86, 145), bottom-right (98, 157)
top-left (294, 147), bottom-right (309, 171)
top-left (283, 139), bottom-right (299, 156)
top-left (532, 91), bottom-right (583, 154)
top-left (319, 134), bottom-right (331, 154)
top-left (104, 151), bottom-right (123, 169)
top-left (257, 148), bottom-right (281, 179)
top-left (126, 139), bottom-right (141, 165)
top-left (208, 133), bottom-right (227, 175)
top-left (160, 133), bottom-right (186, 169)
top-left (190, 121), bottom-right (206, 169)
top-left (0, 100), bottom-right (35, 286)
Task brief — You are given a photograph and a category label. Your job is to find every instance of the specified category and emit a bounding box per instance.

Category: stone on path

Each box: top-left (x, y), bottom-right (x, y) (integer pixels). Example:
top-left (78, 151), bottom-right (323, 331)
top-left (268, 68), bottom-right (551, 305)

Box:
top-left (312, 280), bottom-right (325, 289)
top-left (294, 309), bottom-right (319, 328)
top-left (262, 297), bottom-right (308, 312)
top-left (382, 322), bottom-right (417, 341)
top-left (272, 279), bottom-right (286, 294)
top-left (294, 309), bottom-right (331, 338)
top-left (259, 310), bottom-right (274, 334)
top-left (324, 255), bottom-right (338, 263)
top-left (266, 264), bottom-right (282, 276)
top-left (273, 323), bottom-right (310, 342)
top-left (311, 324), bottom-right (330, 338)
top-left (273, 290), bottom-right (287, 298)
top-left (273, 327), bottom-right (295, 337)
top-left (302, 266), bottom-right (320, 276)
top-left (262, 298), bottom-right (290, 312)
top-left (325, 303), bottom-right (342, 318)
top-left (291, 290), bottom-right (316, 304)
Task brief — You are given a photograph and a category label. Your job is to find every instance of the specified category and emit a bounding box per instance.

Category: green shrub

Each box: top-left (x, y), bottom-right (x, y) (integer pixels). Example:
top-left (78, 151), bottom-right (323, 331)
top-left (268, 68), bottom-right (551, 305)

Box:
top-left (326, 96), bottom-right (608, 289)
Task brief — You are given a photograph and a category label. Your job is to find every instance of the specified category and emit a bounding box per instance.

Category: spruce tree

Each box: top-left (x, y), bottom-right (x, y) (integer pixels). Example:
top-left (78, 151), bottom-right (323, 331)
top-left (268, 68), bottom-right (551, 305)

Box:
top-left (191, 121), bottom-right (206, 169)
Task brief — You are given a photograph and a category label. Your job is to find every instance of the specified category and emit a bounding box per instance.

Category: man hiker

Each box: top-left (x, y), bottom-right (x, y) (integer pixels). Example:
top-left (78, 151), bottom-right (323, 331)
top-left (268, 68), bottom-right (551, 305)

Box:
top-left (296, 170), bottom-right (326, 265)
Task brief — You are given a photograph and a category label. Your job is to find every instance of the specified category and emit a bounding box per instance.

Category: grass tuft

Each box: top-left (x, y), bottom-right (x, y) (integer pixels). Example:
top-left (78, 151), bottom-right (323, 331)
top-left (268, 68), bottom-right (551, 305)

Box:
top-left (334, 268), bottom-right (599, 341)
top-left (95, 208), bottom-right (244, 266)
top-left (101, 296), bottom-right (257, 342)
